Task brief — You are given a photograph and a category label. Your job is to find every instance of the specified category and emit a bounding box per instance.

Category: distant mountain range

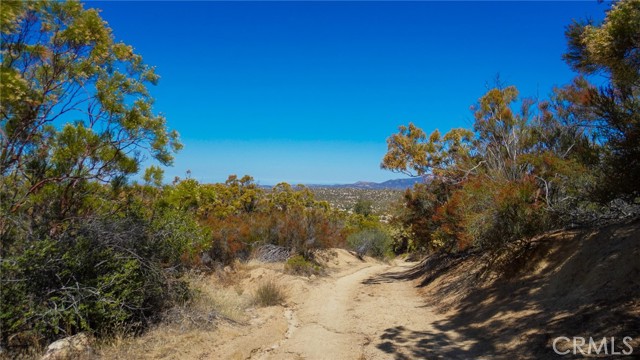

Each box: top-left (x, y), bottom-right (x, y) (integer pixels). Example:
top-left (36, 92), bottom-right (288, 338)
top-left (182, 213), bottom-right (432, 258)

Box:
top-left (306, 177), bottom-right (424, 190)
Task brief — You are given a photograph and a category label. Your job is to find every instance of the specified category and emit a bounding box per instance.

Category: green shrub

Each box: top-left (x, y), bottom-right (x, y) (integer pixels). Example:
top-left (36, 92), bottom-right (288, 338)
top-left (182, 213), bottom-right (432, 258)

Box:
top-left (471, 179), bottom-right (553, 252)
top-left (353, 198), bottom-right (374, 216)
top-left (284, 255), bottom-right (322, 276)
top-left (0, 209), bottom-right (204, 352)
top-left (347, 228), bottom-right (392, 259)
top-left (253, 280), bottom-right (286, 307)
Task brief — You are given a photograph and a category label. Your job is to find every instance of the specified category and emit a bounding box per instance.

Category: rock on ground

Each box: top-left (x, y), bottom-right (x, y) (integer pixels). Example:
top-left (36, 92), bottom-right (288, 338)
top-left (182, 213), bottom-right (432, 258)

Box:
top-left (41, 333), bottom-right (93, 360)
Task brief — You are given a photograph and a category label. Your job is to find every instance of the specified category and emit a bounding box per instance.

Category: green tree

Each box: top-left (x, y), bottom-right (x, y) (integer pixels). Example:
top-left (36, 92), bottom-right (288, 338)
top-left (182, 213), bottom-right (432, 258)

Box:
top-left (0, 1), bottom-right (188, 350)
top-left (382, 84), bottom-right (595, 253)
top-left (381, 123), bottom-right (475, 182)
top-left (0, 0), bottom-right (181, 236)
top-left (224, 174), bottom-right (263, 213)
top-left (268, 182), bottom-right (319, 212)
top-left (471, 85), bottom-right (536, 181)
top-left (564, 0), bottom-right (640, 197)
top-left (143, 165), bottom-right (164, 187)
top-left (353, 198), bottom-right (374, 217)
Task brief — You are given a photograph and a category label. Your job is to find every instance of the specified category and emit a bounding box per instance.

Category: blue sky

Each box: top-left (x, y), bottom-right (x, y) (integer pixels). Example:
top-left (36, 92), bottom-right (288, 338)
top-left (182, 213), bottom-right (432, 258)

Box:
top-left (93, 1), bottom-right (607, 185)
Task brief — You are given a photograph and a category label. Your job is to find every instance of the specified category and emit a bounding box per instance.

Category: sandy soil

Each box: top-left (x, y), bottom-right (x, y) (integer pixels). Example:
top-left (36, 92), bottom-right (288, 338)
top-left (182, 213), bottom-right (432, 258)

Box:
top-left (247, 258), bottom-right (470, 360)
top-left (101, 250), bottom-right (472, 360)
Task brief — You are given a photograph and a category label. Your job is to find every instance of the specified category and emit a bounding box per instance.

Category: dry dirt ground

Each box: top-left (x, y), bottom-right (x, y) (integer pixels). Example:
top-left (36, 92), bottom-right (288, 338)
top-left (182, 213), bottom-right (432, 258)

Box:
top-left (100, 220), bottom-right (640, 360)
top-left (100, 251), bottom-right (475, 360)
top-left (246, 257), bottom-right (475, 360)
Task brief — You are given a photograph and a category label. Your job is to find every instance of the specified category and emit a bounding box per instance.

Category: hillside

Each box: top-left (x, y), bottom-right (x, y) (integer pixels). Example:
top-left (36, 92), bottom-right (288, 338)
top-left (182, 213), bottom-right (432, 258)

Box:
top-left (310, 187), bottom-right (403, 214)
top-left (406, 219), bottom-right (640, 358)
top-left (307, 177), bottom-right (424, 190)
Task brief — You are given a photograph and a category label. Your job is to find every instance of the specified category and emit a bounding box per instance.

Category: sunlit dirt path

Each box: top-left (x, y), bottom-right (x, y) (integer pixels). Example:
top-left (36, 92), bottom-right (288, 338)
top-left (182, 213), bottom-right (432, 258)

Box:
top-left (248, 259), bottom-right (475, 360)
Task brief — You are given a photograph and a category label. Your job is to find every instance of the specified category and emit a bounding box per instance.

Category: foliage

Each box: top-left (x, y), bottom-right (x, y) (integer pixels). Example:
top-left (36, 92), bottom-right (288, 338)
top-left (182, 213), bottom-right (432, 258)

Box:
top-left (0, 0), bottom-right (181, 225)
top-left (0, 209), bottom-right (203, 347)
top-left (0, 1), bottom-right (187, 352)
top-left (160, 176), bottom-right (348, 264)
top-left (253, 280), bottom-right (286, 307)
top-left (382, 0), bottom-right (639, 256)
top-left (564, 0), bottom-right (640, 198)
top-left (347, 228), bottom-right (393, 259)
top-left (390, 180), bottom-right (452, 253)
top-left (353, 198), bottom-right (374, 217)
top-left (284, 255), bottom-right (322, 276)
top-left (383, 82), bottom-right (596, 254)
top-left (382, 123), bottom-right (475, 179)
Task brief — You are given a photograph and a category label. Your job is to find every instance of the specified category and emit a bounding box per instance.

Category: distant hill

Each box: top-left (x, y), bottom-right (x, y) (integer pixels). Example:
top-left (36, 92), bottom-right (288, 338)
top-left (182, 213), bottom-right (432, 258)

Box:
top-left (307, 177), bottom-right (424, 190)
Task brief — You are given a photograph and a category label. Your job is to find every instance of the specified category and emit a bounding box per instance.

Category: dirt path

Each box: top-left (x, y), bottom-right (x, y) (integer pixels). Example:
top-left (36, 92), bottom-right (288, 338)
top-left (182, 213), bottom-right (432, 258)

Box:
top-left (101, 252), bottom-right (478, 359)
top-left (102, 225), bottom-right (640, 360)
top-left (248, 259), bottom-right (473, 360)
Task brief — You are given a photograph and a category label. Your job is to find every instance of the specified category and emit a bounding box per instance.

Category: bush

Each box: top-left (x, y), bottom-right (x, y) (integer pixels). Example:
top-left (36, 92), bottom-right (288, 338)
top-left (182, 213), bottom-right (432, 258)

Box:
top-left (191, 179), bottom-right (347, 264)
top-left (390, 180), bottom-right (453, 253)
top-left (253, 280), bottom-right (286, 307)
top-left (353, 198), bottom-right (374, 216)
top-left (347, 228), bottom-right (392, 259)
top-left (0, 209), bottom-right (205, 352)
top-left (284, 255), bottom-right (322, 276)
top-left (470, 179), bottom-right (553, 252)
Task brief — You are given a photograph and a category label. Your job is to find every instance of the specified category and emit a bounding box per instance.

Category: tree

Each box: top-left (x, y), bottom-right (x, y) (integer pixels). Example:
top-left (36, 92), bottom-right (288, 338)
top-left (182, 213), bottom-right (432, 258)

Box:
top-left (381, 123), bottom-right (475, 182)
top-left (268, 182), bottom-right (319, 212)
top-left (353, 198), bottom-right (374, 217)
top-left (381, 83), bottom-right (597, 253)
top-left (0, 0), bottom-right (181, 232)
top-left (0, 2), bottom-right (187, 349)
top-left (564, 0), bottom-right (640, 92)
top-left (564, 0), bottom-right (640, 197)
top-left (471, 86), bottom-right (537, 182)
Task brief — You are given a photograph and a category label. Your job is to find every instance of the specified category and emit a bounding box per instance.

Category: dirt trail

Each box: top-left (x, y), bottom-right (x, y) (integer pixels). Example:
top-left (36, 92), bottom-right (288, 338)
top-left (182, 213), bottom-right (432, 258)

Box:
top-left (248, 257), bottom-right (472, 360)
top-left (101, 251), bottom-right (479, 360)
top-left (101, 224), bottom-right (640, 359)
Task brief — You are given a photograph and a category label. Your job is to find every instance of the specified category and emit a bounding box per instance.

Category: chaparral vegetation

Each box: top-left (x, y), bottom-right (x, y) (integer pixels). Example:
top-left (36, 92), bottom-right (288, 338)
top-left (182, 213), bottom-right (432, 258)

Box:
top-left (1, 0), bottom-right (638, 358)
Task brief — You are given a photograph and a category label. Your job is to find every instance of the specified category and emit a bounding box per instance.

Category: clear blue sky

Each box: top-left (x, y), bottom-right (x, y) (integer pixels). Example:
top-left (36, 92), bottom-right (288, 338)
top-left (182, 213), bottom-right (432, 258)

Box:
top-left (92, 1), bottom-right (607, 185)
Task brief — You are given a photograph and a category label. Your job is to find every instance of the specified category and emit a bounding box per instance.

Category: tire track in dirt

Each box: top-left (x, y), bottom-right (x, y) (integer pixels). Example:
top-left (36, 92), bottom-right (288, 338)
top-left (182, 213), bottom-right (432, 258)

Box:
top-left (247, 262), bottom-right (378, 359)
top-left (251, 260), bottom-right (460, 360)
top-left (97, 250), bottom-right (475, 360)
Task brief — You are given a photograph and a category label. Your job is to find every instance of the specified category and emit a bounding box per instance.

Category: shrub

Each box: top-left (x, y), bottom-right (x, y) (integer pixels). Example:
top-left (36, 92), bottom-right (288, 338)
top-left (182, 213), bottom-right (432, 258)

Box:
top-left (193, 180), bottom-right (347, 264)
top-left (347, 228), bottom-right (393, 259)
top-left (353, 198), bottom-right (374, 216)
top-left (253, 280), bottom-right (286, 307)
top-left (390, 180), bottom-right (453, 253)
top-left (471, 179), bottom-right (553, 252)
top-left (284, 255), bottom-right (322, 276)
top-left (0, 209), bottom-right (204, 352)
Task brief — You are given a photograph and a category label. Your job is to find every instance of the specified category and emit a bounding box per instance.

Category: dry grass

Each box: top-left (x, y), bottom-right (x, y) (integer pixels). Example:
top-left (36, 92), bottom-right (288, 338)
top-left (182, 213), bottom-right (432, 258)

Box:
top-left (162, 275), bottom-right (250, 330)
top-left (189, 273), bottom-right (250, 323)
top-left (253, 279), bottom-right (287, 307)
top-left (96, 270), bottom-right (252, 359)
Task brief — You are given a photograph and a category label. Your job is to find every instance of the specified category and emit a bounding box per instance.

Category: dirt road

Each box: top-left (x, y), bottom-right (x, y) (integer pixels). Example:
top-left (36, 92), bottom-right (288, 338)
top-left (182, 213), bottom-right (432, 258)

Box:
top-left (102, 251), bottom-right (477, 359)
top-left (103, 225), bottom-right (640, 360)
top-left (248, 257), bottom-right (471, 360)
